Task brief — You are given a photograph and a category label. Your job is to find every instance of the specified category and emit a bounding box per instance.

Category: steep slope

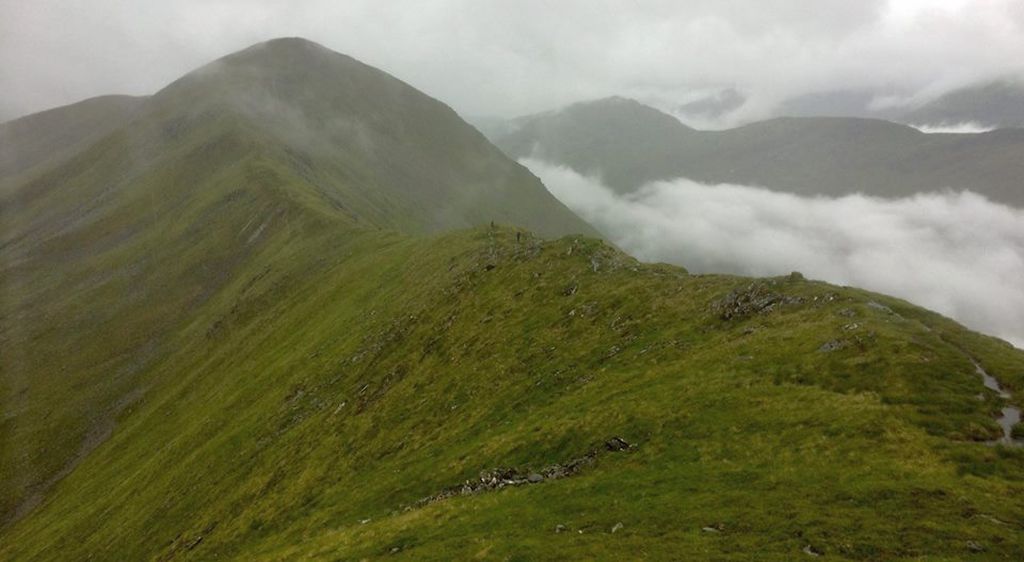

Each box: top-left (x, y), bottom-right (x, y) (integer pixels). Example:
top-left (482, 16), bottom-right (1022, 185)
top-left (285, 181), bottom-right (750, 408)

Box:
top-left (3, 39), bottom-right (1024, 561)
top-left (493, 98), bottom-right (1024, 206)
top-left (142, 37), bottom-right (596, 237)
top-left (4, 223), bottom-right (1024, 560)
top-left (0, 37), bottom-right (593, 528)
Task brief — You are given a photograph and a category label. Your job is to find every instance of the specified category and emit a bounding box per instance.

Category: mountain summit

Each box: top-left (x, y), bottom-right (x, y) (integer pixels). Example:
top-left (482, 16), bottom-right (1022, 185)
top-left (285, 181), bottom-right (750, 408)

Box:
top-left (2, 37), bottom-right (594, 238)
top-left (150, 37), bottom-right (597, 236)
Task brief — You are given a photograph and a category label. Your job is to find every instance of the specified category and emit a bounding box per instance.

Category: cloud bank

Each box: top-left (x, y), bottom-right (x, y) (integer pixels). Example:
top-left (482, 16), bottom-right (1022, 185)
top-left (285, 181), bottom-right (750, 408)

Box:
top-left (522, 158), bottom-right (1024, 347)
top-left (910, 121), bottom-right (997, 134)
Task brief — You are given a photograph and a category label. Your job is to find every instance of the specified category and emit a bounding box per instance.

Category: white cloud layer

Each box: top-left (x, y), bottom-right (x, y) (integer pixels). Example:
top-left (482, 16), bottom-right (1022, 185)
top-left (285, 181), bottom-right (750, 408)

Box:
top-left (909, 121), bottom-right (997, 133)
top-left (522, 158), bottom-right (1024, 348)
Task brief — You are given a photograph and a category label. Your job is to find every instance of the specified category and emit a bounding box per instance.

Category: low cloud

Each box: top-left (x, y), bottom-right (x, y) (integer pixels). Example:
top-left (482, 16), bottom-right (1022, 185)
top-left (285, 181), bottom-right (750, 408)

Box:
top-left (523, 158), bottom-right (1024, 347)
top-left (910, 121), bottom-right (997, 134)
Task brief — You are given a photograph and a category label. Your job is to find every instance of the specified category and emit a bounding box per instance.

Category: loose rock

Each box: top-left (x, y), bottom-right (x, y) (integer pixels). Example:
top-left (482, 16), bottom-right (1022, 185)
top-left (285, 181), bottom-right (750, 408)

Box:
top-left (803, 545), bottom-right (822, 557)
top-left (817, 339), bottom-right (845, 353)
top-left (605, 437), bottom-right (631, 451)
top-left (713, 282), bottom-right (805, 320)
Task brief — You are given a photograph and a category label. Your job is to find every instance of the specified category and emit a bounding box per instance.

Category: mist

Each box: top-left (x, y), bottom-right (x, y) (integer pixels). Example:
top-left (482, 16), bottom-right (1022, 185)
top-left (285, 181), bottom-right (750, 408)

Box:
top-left (4, 1), bottom-right (1024, 123)
top-left (910, 122), bottom-right (997, 133)
top-left (522, 158), bottom-right (1024, 348)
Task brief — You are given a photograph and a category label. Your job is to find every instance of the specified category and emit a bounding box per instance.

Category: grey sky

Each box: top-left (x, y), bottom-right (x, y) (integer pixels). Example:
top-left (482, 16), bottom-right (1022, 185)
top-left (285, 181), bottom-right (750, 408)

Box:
top-left (3, 0), bottom-right (1024, 122)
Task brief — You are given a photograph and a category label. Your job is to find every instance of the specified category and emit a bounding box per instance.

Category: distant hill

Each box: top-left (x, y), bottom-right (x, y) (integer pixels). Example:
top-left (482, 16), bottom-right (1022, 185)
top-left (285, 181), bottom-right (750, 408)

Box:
top-left (0, 95), bottom-right (147, 180)
top-left (901, 78), bottom-right (1024, 128)
top-left (3, 38), bottom-right (1024, 560)
top-left (492, 97), bottom-right (1024, 206)
top-left (776, 79), bottom-right (1024, 129)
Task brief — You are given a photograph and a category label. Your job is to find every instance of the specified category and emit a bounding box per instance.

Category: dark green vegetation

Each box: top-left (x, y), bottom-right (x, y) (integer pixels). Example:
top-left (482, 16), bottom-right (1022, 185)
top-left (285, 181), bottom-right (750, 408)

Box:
top-left (2, 38), bottom-right (1024, 560)
top-left (491, 97), bottom-right (1024, 207)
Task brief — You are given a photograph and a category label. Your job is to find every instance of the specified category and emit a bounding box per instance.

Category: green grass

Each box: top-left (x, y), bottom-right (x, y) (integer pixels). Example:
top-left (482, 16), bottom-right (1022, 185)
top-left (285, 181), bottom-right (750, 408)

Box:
top-left (3, 37), bottom-right (1024, 561)
top-left (4, 223), bottom-right (1024, 560)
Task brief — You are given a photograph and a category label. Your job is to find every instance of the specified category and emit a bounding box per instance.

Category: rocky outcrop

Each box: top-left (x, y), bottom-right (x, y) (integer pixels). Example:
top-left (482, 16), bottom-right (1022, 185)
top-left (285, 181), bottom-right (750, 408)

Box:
top-left (413, 438), bottom-right (634, 508)
top-left (712, 281), bottom-right (805, 320)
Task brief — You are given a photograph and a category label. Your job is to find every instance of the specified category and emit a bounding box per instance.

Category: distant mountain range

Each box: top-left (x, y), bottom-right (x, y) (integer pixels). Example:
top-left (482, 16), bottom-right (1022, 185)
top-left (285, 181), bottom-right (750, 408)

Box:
top-left (488, 96), bottom-right (1024, 207)
top-left (3, 38), bottom-right (1024, 560)
top-left (666, 77), bottom-right (1024, 128)
top-left (899, 79), bottom-right (1024, 128)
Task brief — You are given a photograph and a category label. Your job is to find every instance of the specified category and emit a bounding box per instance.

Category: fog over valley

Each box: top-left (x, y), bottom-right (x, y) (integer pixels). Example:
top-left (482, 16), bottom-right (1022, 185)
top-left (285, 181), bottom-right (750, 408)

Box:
top-left (524, 158), bottom-right (1024, 348)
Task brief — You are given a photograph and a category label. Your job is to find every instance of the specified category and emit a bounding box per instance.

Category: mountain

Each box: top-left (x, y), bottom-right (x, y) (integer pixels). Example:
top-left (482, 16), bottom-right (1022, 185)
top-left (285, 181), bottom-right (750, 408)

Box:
top-left (491, 97), bottom-right (1024, 206)
top-left (0, 94), bottom-right (147, 180)
top-left (494, 97), bottom-right (701, 193)
top-left (776, 89), bottom-right (890, 120)
top-left (901, 78), bottom-right (1024, 128)
top-left (669, 88), bottom-right (747, 126)
top-left (775, 79), bottom-right (1024, 128)
top-left (3, 38), bottom-right (1024, 560)
top-left (0, 36), bottom-right (592, 534)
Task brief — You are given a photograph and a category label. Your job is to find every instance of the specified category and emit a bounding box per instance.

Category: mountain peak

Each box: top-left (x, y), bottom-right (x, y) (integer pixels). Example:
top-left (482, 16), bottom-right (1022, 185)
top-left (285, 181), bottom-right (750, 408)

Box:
top-left (582, 95), bottom-right (646, 107)
top-left (252, 36), bottom-right (331, 50)
top-left (149, 36), bottom-right (374, 106)
top-left (559, 96), bottom-right (696, 134)
top-left (220, 36), bottom-right (349, 68)
top-left (136, 38), bottom-right (597, 238)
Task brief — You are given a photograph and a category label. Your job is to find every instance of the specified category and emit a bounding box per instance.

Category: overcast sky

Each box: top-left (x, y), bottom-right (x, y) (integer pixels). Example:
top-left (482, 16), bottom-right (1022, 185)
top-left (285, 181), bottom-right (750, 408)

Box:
top-left (3, 0), bottom-right (1024, 122)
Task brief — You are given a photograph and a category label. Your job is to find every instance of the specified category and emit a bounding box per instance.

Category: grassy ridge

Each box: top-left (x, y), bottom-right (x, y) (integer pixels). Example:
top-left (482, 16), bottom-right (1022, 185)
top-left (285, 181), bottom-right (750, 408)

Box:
top-left (1, 36), bottom-right (592, 523)
top-left (3, 38), bottom-right (1024, 560)
top-left (4, 222), bottom-right (1024, 560)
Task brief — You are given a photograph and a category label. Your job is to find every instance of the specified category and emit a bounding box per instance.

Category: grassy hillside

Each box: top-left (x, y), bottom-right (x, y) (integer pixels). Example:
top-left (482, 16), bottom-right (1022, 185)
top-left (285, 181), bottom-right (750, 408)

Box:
top-left (493, 98), bottom-right (1024, 207)
top-left (4, 219), bottom-right (1024, 560)
top-left (0, 37), bottom-right (593, 530)
top-left (3, 39), bottom-right (1024, 561)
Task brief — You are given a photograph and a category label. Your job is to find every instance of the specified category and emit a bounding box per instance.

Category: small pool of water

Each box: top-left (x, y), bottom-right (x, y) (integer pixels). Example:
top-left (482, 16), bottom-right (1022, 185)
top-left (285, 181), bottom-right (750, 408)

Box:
top-left (974, 361), bottom-right (1022, 446)
top-left (997, 407), bottom-right (1022, 446)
